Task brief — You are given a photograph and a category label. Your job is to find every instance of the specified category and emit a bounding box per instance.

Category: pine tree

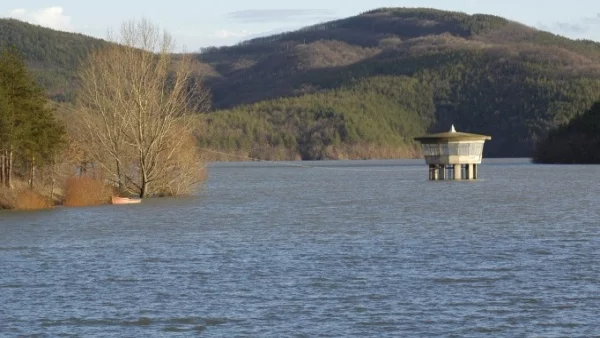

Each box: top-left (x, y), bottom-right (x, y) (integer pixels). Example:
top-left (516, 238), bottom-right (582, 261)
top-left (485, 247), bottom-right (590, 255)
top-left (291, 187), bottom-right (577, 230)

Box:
top-left (0, 47), bottom-right (65, 188)
top-left (0, 84), bottom-right (11, 186)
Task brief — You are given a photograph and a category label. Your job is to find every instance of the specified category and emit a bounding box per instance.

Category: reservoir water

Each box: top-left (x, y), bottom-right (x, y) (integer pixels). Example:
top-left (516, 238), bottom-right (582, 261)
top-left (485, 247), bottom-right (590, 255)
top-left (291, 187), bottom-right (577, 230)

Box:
top-left (1, 159), bottom-right (600, 336)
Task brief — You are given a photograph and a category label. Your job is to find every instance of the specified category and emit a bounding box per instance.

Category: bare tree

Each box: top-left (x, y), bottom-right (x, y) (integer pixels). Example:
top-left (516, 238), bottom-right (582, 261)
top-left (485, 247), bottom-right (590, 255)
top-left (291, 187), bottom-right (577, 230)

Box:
top-left (76, 19), bottom-right (210, 197)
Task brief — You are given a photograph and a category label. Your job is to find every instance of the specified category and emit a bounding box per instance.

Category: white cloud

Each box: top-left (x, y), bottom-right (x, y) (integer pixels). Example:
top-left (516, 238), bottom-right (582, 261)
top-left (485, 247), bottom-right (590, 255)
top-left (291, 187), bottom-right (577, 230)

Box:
top-left (228, 9), bottom-right (336, 23)
top-left (244, 26), bottom-right (299, 40)
top-left (211, 29), bottom-right (252, 39)
top-left (9, 8), bottom-right (26, 17)
top-left (198, 26), bottom-right (303, 48)
top-left (539, 13), bottom-right (600, 41)
top-left (7, 6), bottom-right (73, 32)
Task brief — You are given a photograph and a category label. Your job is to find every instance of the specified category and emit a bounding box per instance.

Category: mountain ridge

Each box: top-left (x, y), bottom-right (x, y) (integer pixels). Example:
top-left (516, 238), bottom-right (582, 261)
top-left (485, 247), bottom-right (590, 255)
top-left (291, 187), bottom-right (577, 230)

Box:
top-left (3, 8), bottom-right (600, 159)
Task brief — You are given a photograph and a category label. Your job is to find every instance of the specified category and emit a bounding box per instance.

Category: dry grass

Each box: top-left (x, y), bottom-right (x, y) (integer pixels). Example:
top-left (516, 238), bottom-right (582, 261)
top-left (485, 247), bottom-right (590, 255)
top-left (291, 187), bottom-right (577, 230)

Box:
top-left (1, 181), bottom-right (52, 211)
top-left (13, 190), bottom-right (52, 210)
top-left (0, 187), bottom-right (16, 210)
top-left (64, 176), bottom-right (114, 207)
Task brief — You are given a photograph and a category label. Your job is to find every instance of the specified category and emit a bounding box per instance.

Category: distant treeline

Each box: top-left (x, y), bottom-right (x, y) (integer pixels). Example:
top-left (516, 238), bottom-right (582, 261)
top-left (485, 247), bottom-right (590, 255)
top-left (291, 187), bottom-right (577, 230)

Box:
top-left (197, 76), bottom-right (433, 160)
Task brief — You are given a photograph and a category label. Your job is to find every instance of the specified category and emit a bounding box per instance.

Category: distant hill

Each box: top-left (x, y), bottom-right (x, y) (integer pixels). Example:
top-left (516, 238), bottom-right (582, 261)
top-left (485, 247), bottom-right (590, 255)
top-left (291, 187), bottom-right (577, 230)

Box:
top-left (200, 8), bottom-right (600, 108)
top-left (0, 18), bottom-right (108, 101)
top-left (533, 101), bottom-right (600, 163)
top-left (3, 9), bottom-right (600, 159)
top-left (197, 8), bottom-right (600, 158)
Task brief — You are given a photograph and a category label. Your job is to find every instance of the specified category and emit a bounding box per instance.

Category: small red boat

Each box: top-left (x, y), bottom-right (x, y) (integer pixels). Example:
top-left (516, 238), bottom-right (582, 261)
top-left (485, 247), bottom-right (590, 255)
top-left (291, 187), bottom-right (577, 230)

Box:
top-left (111, 196), bottom-right (142, 205)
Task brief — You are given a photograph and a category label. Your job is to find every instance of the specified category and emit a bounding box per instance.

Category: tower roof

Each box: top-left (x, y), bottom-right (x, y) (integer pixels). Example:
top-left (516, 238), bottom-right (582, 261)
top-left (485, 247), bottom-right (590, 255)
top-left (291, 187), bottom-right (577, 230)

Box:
top-left (414, 125), bottom-right (491, 142)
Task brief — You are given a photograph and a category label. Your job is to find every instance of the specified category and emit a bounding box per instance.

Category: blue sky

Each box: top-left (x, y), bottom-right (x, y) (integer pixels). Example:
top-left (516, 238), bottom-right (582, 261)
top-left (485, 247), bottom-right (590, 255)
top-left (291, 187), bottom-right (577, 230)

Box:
top-left (2, 1), bottom-right (600, 51)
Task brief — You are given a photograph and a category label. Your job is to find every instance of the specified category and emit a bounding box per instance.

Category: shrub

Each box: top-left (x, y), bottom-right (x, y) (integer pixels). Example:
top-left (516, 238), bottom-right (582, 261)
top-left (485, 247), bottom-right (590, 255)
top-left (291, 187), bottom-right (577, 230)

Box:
top-left (14, 190), bottom-right (52, 210)
top-left (0, 188), bottom-right (16, 209)
top-left (64, 176), bottom-right (113, 207)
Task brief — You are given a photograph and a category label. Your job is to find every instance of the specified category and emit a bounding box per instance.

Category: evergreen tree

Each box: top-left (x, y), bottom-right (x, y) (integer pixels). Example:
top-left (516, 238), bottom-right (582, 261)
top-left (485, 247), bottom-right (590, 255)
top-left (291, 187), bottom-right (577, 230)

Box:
top-left (533, 101), bottom-right (600, 163)
top-left (0, 48), bottom-right (65, 188)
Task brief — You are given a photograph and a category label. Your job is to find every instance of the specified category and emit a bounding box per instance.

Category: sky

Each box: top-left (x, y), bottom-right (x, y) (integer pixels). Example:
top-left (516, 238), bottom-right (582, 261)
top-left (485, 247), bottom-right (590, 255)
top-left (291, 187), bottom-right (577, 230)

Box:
top-left (2, 1), bottom-right (600, 51)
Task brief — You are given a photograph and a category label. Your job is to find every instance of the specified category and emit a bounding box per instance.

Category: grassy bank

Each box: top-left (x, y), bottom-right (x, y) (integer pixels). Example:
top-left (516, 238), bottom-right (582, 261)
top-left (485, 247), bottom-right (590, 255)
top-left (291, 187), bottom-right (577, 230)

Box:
top-left (0, 176), bottom-right (114, 211)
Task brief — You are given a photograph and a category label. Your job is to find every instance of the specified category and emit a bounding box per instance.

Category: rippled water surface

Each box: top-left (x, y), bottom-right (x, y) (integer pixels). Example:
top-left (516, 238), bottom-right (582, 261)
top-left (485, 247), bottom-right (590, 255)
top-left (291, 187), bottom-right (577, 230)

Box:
top-left (2, 159), bottom-right (600, 336)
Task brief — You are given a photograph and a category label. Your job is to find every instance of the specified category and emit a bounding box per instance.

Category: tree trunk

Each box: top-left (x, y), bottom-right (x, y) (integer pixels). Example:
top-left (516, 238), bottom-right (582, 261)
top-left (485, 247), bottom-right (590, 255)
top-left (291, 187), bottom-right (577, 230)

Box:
top-left (139, 158), bottom-right (149, 198)
top-left (140, 180), bottom-right (148, 198)
top-left (7, 150), bottom-right (13, 189)
top-left (1, 150), bottom-right (8, 187)
top-left (79, 160), bottom-right (87, 176)
top-left (29, 156), bottom-right (35, 188)
top-left (1, 151), bottom-right (5, 186)
top-left (50, 178), bottom-right (55, 201)
top-left (139, 182), bottom-right (146, 198)
top-left (116, 160), bottom-right (124, 194)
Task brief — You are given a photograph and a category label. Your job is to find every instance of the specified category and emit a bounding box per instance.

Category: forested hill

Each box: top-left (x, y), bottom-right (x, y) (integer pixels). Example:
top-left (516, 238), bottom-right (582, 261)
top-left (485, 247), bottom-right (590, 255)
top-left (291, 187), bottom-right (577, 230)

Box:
top-left (200, 8), bottom-right (600, 109)
top-left (4, 8), bottom-right (600, 159)
top-left (533, 101), bottom-right (600, 163)
top-left (0, 19), bottom-right (108, 101)
top-left (197, 8), bottom-right (600, 158)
